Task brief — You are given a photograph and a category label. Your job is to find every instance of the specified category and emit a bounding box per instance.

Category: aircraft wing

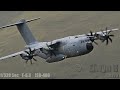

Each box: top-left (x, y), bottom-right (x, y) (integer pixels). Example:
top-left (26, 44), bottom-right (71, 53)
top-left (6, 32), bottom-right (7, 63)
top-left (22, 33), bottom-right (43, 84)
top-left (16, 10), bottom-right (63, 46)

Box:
top-left (40, 41), bottom-right (61, 56)
top-left (86, 28), bottom-right (119, 37)
top-left (0, 51), bottom-right (24, 61)
top-left (96, 28), bottom-right (119, 35)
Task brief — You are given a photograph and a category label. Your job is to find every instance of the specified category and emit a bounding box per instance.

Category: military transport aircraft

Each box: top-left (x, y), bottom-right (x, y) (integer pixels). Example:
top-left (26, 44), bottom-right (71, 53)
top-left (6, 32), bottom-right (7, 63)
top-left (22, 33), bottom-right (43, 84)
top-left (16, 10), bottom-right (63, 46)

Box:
top-left (0, 17), bottom-right (119, 64)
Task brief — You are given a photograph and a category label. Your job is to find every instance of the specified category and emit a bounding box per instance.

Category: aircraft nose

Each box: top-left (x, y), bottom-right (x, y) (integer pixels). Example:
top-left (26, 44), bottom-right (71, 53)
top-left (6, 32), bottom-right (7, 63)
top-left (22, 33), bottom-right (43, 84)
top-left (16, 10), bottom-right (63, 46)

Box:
top-left (86, 43), bottom-right (93, 51)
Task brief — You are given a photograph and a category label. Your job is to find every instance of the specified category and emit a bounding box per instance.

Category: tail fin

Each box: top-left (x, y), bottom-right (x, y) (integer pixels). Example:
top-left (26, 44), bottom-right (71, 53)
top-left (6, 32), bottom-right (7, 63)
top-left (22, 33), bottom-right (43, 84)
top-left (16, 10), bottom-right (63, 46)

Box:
top-left (0, 17), bottom-right (40, 45)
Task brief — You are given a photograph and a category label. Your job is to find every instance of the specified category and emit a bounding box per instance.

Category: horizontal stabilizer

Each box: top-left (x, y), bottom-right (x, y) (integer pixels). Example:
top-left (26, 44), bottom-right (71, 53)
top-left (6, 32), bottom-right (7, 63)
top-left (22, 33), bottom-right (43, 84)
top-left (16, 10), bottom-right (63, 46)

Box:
top-left (0, 17), bottom-right (40, 29)
top-left (26, 17), bottom-right (41, 23)
top-left (0, 17), bottom-right (40, 45)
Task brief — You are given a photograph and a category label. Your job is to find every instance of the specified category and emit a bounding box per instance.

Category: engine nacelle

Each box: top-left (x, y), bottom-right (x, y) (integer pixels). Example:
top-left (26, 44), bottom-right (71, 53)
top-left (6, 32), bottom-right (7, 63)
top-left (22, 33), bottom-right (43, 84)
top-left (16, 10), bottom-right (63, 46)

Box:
top-left (20, 54), bottom-right (29, 60)
top-left (46, 54), bottom-right (66, 63)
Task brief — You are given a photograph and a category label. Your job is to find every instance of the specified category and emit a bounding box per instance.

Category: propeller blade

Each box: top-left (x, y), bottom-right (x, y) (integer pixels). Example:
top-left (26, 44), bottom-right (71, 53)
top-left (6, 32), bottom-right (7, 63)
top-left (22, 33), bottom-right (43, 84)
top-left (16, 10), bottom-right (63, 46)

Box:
top-left (24, 48), bottom-right (37, 64)
top-left (100, 27), bottom-right (115, 45)
top-left (30, 60), bottom-right (32, 64)
top-left (108, 37), bottom-right (112, 43)
top-left (101, 30), bottom-right (105, 35)
top-left (46, 43), bottom-right (56, 56)
top-left (93, 41), bottom-right (98, 45)
top-left (106, 27), bottom-right (108, 30)
top-left (94, 32), bottom-right (98, 37)
top-left (31, 49), bottom-right (36, 55)
top-left (28, 48), bottom-right (32, 54)
top-left (46, 43), bottom-right (51, 50)
top-left (26, 60), bottom-right (29, 64)
top-left (24, 51), bottom-right (30, 55)
top-left (102, 39), bottom-right (105, 43)
top-left (109, 34), bottom-right (114, 37)
top-left (86, 34), bottom-right (90, 36)
top-left (105, 27), bottom-right (108, 34)
top-left (90, 31), bottom-right (93, 36)
top-left (106, 39), bottom-right (109, 45)
top-left (87, 31), bottom-right (99, 45)
top-left (108, 31), bottom-right (112, 34)
top-left (33, 58), bottom-right (37, 61)
top-left (52, 51), bottom-right (56, 56)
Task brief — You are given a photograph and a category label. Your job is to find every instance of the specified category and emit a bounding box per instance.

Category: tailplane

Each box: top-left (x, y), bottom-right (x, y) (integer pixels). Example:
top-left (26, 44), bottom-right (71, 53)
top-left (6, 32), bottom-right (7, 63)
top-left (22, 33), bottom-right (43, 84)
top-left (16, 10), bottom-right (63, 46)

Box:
top-left (0, 17), bottom-right (40, 45)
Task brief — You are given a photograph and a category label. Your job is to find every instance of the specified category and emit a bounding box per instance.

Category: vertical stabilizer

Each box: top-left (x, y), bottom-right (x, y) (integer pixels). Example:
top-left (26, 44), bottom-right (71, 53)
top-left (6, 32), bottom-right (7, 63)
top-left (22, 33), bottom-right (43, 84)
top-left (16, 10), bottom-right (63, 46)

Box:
top-left (16, 19), bottom-right (38, 45)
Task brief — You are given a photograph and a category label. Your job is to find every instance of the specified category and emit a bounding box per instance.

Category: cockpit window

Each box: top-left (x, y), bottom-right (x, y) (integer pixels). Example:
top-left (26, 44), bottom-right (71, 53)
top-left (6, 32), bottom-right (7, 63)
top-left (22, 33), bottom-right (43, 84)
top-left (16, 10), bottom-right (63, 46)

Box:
top-left (81, 39), bottom-right (90, 43)
top-left (75, 36), bottom-right (78, 38)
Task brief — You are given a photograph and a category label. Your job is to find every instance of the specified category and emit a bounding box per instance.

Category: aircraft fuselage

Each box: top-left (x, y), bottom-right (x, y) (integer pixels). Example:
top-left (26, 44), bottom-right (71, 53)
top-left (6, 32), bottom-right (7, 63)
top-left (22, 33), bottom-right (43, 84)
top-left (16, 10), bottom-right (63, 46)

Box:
top-left (29, 35), bottom-right (94, 63)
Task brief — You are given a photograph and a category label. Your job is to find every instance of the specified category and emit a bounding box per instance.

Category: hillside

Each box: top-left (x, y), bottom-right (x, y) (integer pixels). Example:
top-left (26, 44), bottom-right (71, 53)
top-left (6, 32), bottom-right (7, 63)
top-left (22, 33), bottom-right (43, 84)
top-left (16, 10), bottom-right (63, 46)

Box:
top-left (0, 11), bottom-right (120, 79)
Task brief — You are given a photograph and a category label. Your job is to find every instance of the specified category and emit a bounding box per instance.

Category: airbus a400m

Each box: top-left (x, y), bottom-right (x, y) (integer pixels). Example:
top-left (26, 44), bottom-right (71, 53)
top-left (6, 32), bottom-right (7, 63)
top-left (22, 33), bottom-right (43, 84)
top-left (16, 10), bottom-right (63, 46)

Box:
top-left (0, 17), bottom-right (119, 64)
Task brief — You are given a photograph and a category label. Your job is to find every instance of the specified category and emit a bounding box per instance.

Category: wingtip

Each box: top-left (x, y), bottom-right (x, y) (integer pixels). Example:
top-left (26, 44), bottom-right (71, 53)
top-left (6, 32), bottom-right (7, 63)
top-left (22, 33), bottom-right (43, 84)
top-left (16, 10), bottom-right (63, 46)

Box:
top-left (112, 28), bottom-right (119, 31)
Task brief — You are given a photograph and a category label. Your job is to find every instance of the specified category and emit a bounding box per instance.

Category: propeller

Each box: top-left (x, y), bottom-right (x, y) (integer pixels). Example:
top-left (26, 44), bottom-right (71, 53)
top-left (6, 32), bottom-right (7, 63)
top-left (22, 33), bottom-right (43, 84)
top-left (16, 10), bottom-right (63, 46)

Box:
top-left (46, 42), bottom-right (56, 57)
top-left (101, 27), bottom-right (114, 45)
top-left (86, 31), bottom-right (98, 45)
top-left (24, 48), bottom-right (37, 64)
